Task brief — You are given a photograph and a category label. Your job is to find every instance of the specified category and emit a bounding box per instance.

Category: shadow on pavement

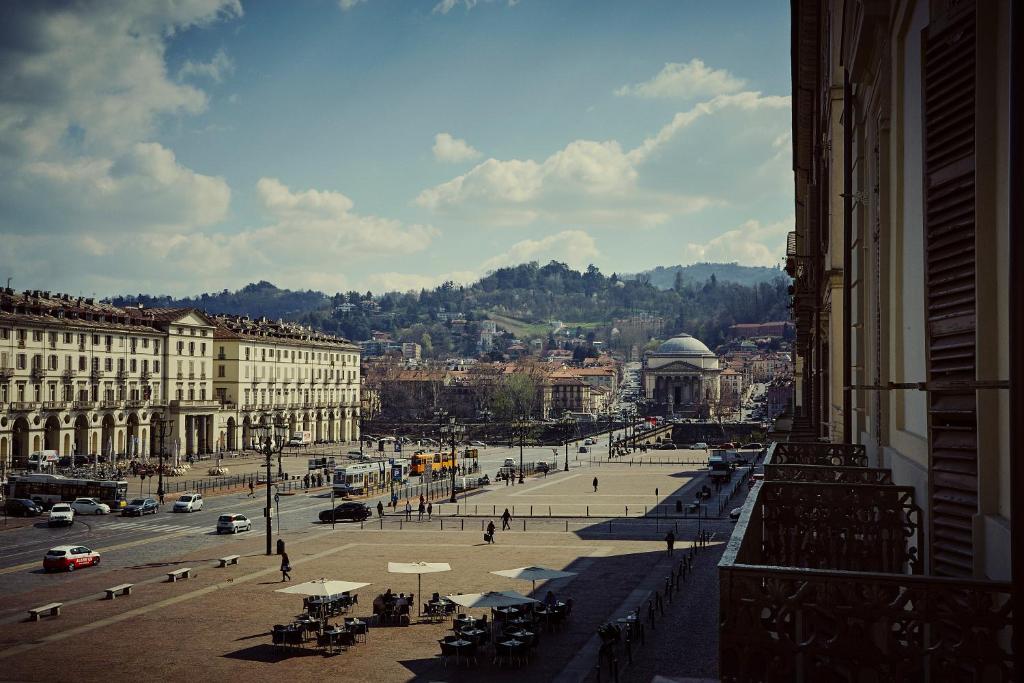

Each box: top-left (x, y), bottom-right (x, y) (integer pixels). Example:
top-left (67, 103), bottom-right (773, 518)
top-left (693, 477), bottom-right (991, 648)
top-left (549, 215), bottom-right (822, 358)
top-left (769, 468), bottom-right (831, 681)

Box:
top-left (222, 643), bottom-right (321, 662)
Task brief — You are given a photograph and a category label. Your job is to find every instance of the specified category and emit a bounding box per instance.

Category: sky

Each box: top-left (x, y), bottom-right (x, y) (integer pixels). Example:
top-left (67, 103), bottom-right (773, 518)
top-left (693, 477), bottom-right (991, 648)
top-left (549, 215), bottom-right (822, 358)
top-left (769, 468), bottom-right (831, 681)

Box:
top-left (0, 0), bottom-right (793, 298)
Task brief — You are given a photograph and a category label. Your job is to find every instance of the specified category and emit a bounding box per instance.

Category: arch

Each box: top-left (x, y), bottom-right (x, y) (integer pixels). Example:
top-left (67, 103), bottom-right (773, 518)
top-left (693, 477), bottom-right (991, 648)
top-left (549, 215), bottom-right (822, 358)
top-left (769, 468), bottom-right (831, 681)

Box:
top-left (74, 415), bottom-right (89, 455)
top-left (302, 413), bottom-right (311, 432)
top-left (101, 414), bottom-right (115, 460)
top-left (140, 427), bottom-right (148, 459)
top-left (63, 433), bottom-right (71, 456)
top-left (327, 411), bottom-right (336, 443)
top-left (288, 414), bottom-right (297, 433)
top-left (90, 431), bottom-right (98, 455)
top-left (226, 417), bottom-right (237, 451)
top-left (116, 429), bottom-right (125, 455)
top-left (0, 436), bottom-right (7, 462)
top-left (44, 415), bottom-right (61, 453)
top-left (242, 415), bottom-right (252, 451)
top-left (32, 434), bottom-right (41, 451)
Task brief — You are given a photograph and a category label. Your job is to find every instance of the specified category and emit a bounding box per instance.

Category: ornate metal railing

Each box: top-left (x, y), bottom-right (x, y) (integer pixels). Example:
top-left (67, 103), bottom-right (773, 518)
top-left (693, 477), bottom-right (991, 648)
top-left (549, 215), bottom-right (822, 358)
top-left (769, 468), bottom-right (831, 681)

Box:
top-left (769, 441), bottom-right (868, 467)
top-left (720, 479), bottom-right (1014, 681)
top-left (765, 463), bottom-right (894, 485)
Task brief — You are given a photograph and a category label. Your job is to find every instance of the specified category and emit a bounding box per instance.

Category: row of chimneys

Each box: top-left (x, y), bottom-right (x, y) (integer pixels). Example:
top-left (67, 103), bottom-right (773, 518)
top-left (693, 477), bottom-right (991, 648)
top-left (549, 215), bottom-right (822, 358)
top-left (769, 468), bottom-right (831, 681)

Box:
top-left (2, 288), bottom-right (96, 306)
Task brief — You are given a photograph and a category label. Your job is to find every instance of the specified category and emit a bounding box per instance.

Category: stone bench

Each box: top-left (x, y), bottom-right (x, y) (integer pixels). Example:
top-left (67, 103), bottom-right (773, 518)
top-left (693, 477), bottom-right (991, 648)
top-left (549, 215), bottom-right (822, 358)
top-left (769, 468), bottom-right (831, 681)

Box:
top-left (167, 567), bottom-right (193, 582)
top-left (218, 555), bottom-right (240, 568)
top-left (105, 583), bottom-right (134, 600)
top-left (28, 603), bottom-right (62, 621)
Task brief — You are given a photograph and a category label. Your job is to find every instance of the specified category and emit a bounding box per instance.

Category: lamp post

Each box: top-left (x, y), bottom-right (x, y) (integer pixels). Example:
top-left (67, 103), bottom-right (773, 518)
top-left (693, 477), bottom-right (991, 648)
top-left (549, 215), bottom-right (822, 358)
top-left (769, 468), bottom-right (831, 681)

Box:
top-left (254, 419), bottom-right (287, 556)
top-left (156, 418), bottom-right (173, 504)
top-left (439, 417), bottom-right (465, 504)
top-left (512, 417), bottom-right (530, 484)
top-left (559, 414), bottom-right (575, 471)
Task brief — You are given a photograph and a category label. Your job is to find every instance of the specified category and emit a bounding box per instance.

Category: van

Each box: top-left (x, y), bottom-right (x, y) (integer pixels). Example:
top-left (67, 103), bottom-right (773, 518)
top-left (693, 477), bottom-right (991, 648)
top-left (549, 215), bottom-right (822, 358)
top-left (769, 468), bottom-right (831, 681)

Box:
top-left (27, 450), bottom-right (59, 470)
top-left (453, 476), bottom-right (479, 493)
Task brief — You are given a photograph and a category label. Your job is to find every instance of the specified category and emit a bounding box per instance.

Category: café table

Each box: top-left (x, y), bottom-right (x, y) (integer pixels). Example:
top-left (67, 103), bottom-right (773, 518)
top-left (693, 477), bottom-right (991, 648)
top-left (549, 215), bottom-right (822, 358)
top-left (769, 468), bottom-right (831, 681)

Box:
top-left (320, 626), bottom-right (349, 654)
top-left (345, 617), bottom-right (369, 642)
top-left (496, 639), bottom-right (526, 667)
top-left (448, 638), bottom-right (475, 666)
top-left (458, 627), bottom-right (487, 645)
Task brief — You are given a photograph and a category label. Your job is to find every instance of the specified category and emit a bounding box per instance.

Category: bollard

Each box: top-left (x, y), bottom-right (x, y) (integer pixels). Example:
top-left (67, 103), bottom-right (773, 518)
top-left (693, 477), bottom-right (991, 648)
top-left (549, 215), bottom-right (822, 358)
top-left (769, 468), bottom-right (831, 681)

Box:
top-left (565, 520), bottom-right (569, 532)
top-left (380, 518), bottom-right (384, 530)
top-left (549, 505), bottom-right (552, 517)
top-left (481, 519), bottom-right (484, 531)
top-left (441, 518), bottom-right (444, 530)
top-left (400, 520), bottom-right (403, 530)
top-left (461, 519), bottom-right (464, 531)
top-left (530, 505), bottom-right (533, 516)
top-left (523, 519), bottom-right (526, 531)
top-left (587, 506), bottom-right (589, 517)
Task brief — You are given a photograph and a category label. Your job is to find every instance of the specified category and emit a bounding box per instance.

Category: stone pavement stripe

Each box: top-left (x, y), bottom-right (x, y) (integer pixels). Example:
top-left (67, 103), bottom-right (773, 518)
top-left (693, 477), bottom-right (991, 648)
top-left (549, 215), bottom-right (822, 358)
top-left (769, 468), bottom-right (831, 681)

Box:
top-left (509, 473), bottom-right (584, 496)
top-left (0, 538), bottom-right (610, 660)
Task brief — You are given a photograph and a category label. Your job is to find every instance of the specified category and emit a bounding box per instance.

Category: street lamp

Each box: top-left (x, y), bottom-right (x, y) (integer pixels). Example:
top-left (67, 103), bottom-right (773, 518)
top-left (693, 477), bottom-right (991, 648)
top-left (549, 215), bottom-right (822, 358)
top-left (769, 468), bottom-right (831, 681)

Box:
top-left (512, 417), bottom-right (530, 484)
top-left (559, 414), bottom-right (575, 471)
top-left (156, 418), bottom-right (173, 504)
top-left (439, 417), bottom-right (465, 503)
top-left (253, 419), bottom-right (288, 556)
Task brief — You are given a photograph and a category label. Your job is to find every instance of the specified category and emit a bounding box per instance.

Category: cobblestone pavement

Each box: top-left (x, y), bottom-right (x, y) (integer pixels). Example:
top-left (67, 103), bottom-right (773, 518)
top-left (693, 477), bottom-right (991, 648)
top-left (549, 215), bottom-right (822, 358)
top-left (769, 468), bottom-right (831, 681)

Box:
top-left (0, 455), bottom-right (747, 682)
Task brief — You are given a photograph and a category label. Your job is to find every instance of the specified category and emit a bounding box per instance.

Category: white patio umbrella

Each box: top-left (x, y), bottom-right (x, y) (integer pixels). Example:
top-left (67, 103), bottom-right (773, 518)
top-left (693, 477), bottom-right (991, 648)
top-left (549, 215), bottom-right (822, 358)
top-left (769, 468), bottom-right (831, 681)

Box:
top-left (388, 562), bottom-right (451, 616)
top-left (275, 578), bottom-right (371, 597)
top-left (490, 565), bottom-right (578, 593)
top-left (446, 590), bottom-right (538, 610)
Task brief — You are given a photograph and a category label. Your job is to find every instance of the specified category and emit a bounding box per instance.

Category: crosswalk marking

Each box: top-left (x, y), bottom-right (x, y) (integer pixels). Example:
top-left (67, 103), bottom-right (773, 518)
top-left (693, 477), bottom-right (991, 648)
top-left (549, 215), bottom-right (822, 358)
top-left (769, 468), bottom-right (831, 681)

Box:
top-left (104, 521), bottom-right (196, 532)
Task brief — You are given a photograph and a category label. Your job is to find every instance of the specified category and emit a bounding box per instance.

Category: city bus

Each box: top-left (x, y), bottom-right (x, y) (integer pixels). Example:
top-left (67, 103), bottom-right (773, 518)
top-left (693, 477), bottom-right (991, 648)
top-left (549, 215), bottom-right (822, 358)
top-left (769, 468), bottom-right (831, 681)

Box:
top-left (332, 458), bottom-right (410, 496)
top-left (5, 473), bottom-right (129, 510)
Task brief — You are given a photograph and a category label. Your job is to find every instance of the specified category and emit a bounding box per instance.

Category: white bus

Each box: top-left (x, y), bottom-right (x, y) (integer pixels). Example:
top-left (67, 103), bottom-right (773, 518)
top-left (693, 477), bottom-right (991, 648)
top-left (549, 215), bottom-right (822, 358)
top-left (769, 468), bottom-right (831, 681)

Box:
top-left (6, 473), bottom-right (129, 510)
top-left (333, 458), bottom-right (410, 496)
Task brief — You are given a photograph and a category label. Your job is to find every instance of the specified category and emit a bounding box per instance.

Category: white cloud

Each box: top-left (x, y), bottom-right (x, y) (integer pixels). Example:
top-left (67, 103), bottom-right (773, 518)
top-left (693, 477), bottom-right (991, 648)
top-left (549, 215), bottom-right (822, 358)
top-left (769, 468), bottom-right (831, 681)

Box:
top-left (255, 177), bottom-right (438, 255)
top-left (339, 0), bottom-right (367, 10)
top-left (481, 230), bottom-right (600, 272)
top-left (615, 59), bottom-right (745, 99)
top-left (365, 270), bottom-right (479, 292)
top-left (178, 48), bottom-right (235, 83)
top-left (433, 133), bottom-right (482, 163)
top-left (415, 91), bottom-right (786, 227)
top-left (0, 1), bottom-right (242, 236)
top-left (432, 0), bottom-right (518, 15)
top-left (681, 217), bottom-right (792, 267)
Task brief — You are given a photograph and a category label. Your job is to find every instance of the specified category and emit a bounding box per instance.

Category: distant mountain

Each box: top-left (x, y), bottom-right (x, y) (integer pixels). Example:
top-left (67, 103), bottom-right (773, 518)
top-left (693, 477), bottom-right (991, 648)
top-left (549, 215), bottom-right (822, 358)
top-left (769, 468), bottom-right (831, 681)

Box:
top-left (625, 263), bottom-right (785, 289)
top-left (110, 280), bottom-right (329, 322)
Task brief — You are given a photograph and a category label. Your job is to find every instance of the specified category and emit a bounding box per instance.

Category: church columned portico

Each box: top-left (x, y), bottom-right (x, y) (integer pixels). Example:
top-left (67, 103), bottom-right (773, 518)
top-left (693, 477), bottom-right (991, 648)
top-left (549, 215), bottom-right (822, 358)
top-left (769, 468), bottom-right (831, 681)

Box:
top-left (642, 334), bottom-right (721, 417)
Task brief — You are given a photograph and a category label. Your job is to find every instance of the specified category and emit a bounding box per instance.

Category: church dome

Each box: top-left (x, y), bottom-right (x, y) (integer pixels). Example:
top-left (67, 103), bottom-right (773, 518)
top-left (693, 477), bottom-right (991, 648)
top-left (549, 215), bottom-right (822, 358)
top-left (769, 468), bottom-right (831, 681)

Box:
top-left (656, 334), bottom-right (712, 355)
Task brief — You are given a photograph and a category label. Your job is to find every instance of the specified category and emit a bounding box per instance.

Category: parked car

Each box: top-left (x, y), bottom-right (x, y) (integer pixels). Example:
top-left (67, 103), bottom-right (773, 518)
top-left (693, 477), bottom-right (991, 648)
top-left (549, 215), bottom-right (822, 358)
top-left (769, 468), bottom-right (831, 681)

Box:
top-left (70, 498), bottom-right (110, 515)
top-left (740, 442), bottom-right (764, 451)
top-left (658, 443), bottom-right (677, 450)
top-left (692, 442), bottom-right (709, 450)
top-left (503, 457), bottom-right (516, 468)
top-left (122, 498), bottom-right (158, 516)
top-left (578, 446), bottom-right (589, 453)
top-left (216, 514), bottom-right (252, 534)
top-left (535, 462), bottom-right (550, 473)
top-left (477, 474), bottom-right (491, 486)
top-left (43, 545), bottom-right (100, 572)
top-left (48, 503), bottom-right (75, 527)
top-left (469, 440), bottom-right (486, 447)
top-left (4, 498), bottom-right (43, 517)
top-left (173, 493), bottom-right (204, 513)
top-left (319, 502), bottom-right (372, 523)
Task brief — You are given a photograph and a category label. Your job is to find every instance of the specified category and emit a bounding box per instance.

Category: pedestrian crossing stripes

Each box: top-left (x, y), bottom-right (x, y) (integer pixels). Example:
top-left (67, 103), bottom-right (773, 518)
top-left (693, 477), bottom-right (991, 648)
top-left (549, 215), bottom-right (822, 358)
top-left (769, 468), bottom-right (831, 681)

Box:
top-left (105, 521), bottom-right (197, 533)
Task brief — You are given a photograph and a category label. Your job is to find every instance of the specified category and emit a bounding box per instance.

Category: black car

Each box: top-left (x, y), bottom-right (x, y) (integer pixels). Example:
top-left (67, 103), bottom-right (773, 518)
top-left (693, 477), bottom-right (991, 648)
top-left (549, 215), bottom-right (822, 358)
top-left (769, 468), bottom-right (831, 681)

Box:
top-left (319, 502), bottom-right (371, 523)
top-left (4, 498), bottom-right (43, 517)
top-left (121, 498), bottom-right (158, 516)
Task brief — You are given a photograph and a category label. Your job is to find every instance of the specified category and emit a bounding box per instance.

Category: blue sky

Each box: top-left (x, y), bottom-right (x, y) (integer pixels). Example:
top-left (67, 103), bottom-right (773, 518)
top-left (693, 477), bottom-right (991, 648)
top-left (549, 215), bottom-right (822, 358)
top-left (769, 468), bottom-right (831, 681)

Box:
top-left (0, 0), bottom-right (792, 296)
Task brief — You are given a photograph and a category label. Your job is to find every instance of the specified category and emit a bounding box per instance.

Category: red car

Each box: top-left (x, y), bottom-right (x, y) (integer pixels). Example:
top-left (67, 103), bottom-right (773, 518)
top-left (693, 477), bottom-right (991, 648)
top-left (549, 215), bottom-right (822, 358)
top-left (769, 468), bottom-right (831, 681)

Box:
top-left (43, 545), bottom-right (101, 572)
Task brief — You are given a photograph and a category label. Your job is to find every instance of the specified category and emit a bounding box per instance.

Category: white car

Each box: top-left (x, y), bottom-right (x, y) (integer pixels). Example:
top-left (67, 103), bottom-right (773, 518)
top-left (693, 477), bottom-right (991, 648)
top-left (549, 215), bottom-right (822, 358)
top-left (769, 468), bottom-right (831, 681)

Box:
top-left (48, 503), bottom-right (75, 527)
top-left (70, 498), bottom-right (110, 515)
top-left (216, 513), bottom-right (251, 534)
top-left (692, 442), bottom-right (709, 450)
top-left (173, 493), bottom-right (204, 513)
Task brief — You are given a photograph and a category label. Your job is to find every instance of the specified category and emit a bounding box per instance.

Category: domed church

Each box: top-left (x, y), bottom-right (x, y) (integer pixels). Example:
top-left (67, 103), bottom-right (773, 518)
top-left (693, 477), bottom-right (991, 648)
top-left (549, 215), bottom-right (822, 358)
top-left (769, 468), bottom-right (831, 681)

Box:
top-left (641, 333), bottom-right (721, 417)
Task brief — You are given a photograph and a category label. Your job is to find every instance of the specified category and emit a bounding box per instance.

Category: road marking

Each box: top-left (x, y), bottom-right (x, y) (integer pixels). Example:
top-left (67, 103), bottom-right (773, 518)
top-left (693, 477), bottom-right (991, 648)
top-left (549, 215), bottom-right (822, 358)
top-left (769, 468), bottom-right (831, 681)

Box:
top-left (508, 473), bottom-right (582, 496)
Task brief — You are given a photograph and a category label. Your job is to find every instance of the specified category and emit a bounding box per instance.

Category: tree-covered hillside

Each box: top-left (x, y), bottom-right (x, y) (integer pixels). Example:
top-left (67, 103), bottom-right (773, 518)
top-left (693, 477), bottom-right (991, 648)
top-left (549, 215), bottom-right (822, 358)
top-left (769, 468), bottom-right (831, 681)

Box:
top-left (625, 262), bottom-right (785, 289)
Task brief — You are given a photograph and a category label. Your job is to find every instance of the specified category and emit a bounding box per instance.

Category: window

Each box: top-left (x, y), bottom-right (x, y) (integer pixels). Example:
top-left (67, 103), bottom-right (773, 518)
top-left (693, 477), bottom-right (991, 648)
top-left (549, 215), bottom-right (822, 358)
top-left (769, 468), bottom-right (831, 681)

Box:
top-left (176, 388), bottom-right (183, 401)
top-left (16, 353), bottom-right (26, 369)
top-left (244, 347), bottom-right (250, 360)
top-left (142, 338), bottom-right (149, 348)
top-left (48, 355), bottom-right (58, 370)
top-left (32, 330), bottom-right (43, 342)
top-left (142, 359), bottom-right (148, 374)
top-left (117, 358), bottom-right (125, 372)
top-left (200, 387), bottom-right (206, 400)
top-left (188, 341), bottom-right (194, 355)
top-left (200, 342), bottom-right (206, 356)
top-left (79, 356), bottom-right (86, 371)
top-left (48, 331), bottom-right (57, 345)
top-left (92, 357), bottom-right (99, 372)
top-left (104, 358), bottom-right (112, 372)
top-left (105, 335), bottom-right (112, 347)
top-left (65, 355), bottom-right (71, 370)
top-left (130, 359), bottom-right (137, 372)
top-left (177, 341), bottom-right (184, 355)
top-left (218, 365), bottom-right (225, 378)
top-left (188, 387), bottom-right (195, 401)
top-left (154, 340), bottom-right (160, 354)
top-left (0, 328), bottom-right (8, 340)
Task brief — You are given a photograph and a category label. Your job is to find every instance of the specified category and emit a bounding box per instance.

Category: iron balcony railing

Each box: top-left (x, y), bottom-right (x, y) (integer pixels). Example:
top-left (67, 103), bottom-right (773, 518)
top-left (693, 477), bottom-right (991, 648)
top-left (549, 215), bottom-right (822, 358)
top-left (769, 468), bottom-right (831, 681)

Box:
top-left (719, 442), bottom-right (1014, 681)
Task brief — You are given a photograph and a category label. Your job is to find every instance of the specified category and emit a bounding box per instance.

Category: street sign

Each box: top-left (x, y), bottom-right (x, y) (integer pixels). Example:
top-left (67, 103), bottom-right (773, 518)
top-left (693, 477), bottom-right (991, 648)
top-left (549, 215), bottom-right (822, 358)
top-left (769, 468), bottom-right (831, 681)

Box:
top-left (274, 493), bottom-right (280, 503)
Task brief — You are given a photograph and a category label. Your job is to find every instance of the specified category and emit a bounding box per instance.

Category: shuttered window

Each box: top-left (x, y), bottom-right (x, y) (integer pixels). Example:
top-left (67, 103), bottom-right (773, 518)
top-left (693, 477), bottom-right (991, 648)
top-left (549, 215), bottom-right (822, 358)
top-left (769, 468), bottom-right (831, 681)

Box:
top-left (922, 1), bottom-right (977, 577)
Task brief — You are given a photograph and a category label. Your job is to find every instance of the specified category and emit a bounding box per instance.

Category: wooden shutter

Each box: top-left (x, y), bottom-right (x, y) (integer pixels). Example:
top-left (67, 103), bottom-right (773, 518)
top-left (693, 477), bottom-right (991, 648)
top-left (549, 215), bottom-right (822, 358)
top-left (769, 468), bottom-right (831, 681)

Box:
top-left (922, 2), bottom-right (978, 577)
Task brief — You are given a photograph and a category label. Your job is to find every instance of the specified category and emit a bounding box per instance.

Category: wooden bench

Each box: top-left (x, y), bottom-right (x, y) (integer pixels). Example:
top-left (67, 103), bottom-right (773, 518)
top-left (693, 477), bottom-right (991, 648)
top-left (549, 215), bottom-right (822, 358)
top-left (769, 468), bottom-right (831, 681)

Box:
top-left (167, 567), bottom-right (193, 582)
top-left (28, 603), bottom-right (62, 621)
top-left (217, 555), bottom-right (240, 568)
top-left (105, 583), bottom-right (134, 600)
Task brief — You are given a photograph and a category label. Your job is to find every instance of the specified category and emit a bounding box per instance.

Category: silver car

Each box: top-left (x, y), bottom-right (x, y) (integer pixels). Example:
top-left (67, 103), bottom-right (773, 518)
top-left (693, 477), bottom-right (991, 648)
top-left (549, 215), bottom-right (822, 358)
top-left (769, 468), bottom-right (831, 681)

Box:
top-left (216, 514), bottom-right (251, 534)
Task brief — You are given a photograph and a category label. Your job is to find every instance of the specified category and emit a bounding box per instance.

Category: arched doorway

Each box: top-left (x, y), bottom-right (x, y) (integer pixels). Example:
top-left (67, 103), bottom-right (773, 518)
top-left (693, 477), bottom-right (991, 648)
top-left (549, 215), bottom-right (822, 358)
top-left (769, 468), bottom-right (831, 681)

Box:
top-left (226, 417), bottom-right (236, 451)
top-left (44, 416), bottom-right (61, 453)
top-left (74, 415), bottom-right (88, 455)
top-left (101, 415), bottom-right (115, 460)
top-left (140, 427), bottom-right (148, 459)
top-left (127, 414), bottom-right (139, 458)
top-left (12, 417), bottom-right (30, 465)
top-left (288, 414), bottom-right (297, 434)
top-left (0, 436), bottom-right (7, 465)
top-left (302, 413), bottom-right (310, 433)
top-left (327, 411), bottom-right (336, 442)
top-left (314, 412), bottom-right (322, 442)
top-left (63, 433), bottom-right (71, 455)
top-left (242, 415), bottom-right (252, 451)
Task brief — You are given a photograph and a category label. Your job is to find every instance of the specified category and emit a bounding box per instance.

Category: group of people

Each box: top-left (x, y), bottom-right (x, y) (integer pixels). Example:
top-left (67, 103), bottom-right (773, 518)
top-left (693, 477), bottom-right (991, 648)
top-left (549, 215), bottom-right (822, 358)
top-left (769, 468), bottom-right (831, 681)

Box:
top-left (303, 472), bottom-right (326, 489)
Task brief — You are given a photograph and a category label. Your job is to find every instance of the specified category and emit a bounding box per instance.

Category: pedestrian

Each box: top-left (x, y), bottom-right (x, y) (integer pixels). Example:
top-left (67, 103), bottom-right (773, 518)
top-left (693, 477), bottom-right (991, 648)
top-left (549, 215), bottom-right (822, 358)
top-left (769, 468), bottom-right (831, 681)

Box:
top-left (404, 500), bottom-right (412, 521)
top-left (655, 487), bottom-right (659, 498)
top-left (377, 500), bottom-right (384, 518)
top-left (303, 474), bottom-right (309, 489)
top-left (158, 490), bottom-right (165, 505)
top-left (505, 473), bottom-right (509, 487)
top-left (593, 476), bottom-right (599, 493)
top-left (485, 520), bottom-right (496, 544)
top-left (427, 502), bottom-right (433, 520)
top-left (248, 480), bottom-right (255, 498)
top-left (418, 500), bottom-right (425, 521)
top-left (665, 530), bottom-right (675, 556)
top-left (280, 551), bottom-right (291, 581)
top-left (501, 507), bottom-right (512, 530)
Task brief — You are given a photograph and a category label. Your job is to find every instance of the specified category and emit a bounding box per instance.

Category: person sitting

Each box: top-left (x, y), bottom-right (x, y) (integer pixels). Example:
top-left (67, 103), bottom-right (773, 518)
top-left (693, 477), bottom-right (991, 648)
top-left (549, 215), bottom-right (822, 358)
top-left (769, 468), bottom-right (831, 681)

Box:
top-left (383, 588), bottom-right (394, 604)
top-left (544, 590), bottom-right (557, 607)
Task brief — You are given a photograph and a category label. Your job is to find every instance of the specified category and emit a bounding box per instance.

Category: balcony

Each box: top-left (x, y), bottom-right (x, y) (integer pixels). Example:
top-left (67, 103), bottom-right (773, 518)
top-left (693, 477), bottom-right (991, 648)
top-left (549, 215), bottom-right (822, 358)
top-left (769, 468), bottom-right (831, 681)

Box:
top-left (9, 402), bottom-right (34, 411)
top-left (140, 370), bottom-right (151, 382)
top-left (72, 400), bottom-right (95, 410)
top-left (168, 399), bottom-right (220, 409)
top-left (90, 369), bottom-right (104, 382)
top-left (61, 369), bottom-right (75, 383)
top-left (116, 369), bottom-right (128, 383)
top-left (125, 399), bottom-right (147, 408)
top-left (0, 367), bottom-right (13, 382)
top-left (719, 442), bottom-right (1014, 681)
top-left (99, 399), bottom-right (121, 409)
top-left (30, 366), bottom-right (47, 382)
top-left (41, 401), bottom-right (66, 411)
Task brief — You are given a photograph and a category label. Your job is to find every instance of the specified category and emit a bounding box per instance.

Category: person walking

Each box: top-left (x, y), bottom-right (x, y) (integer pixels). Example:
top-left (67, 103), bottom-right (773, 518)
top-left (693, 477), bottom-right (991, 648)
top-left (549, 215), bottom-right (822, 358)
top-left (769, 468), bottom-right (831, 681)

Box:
top-left (501, 507), bottom-right (512, 531)
top-left (665, 530), bottom-right (675, 556)
top-left (485, 520), bottom-right (496, 544)
top-left (377, 500), bottom-right (384, 518)
top-left (404, 500), bottom-right (412, 521)
top-left (158, 490), bottom-right (165, 505)
top-left (417, 500), bottom-right (425, 521)
top-left (593, 476), bottom-right (599, 493)
top-left (427, 502), bottom-right (433, 520)
top-left (248, 479), bottom-right (255, 498)
top-left (280, 551), bottom-right (292, 582)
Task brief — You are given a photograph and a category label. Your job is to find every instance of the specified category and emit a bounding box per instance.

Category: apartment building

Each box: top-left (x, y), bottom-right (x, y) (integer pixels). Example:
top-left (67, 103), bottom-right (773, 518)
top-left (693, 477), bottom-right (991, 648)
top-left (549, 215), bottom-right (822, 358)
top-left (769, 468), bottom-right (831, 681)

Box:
top-left (0, 290), bottom-right (360, 468)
